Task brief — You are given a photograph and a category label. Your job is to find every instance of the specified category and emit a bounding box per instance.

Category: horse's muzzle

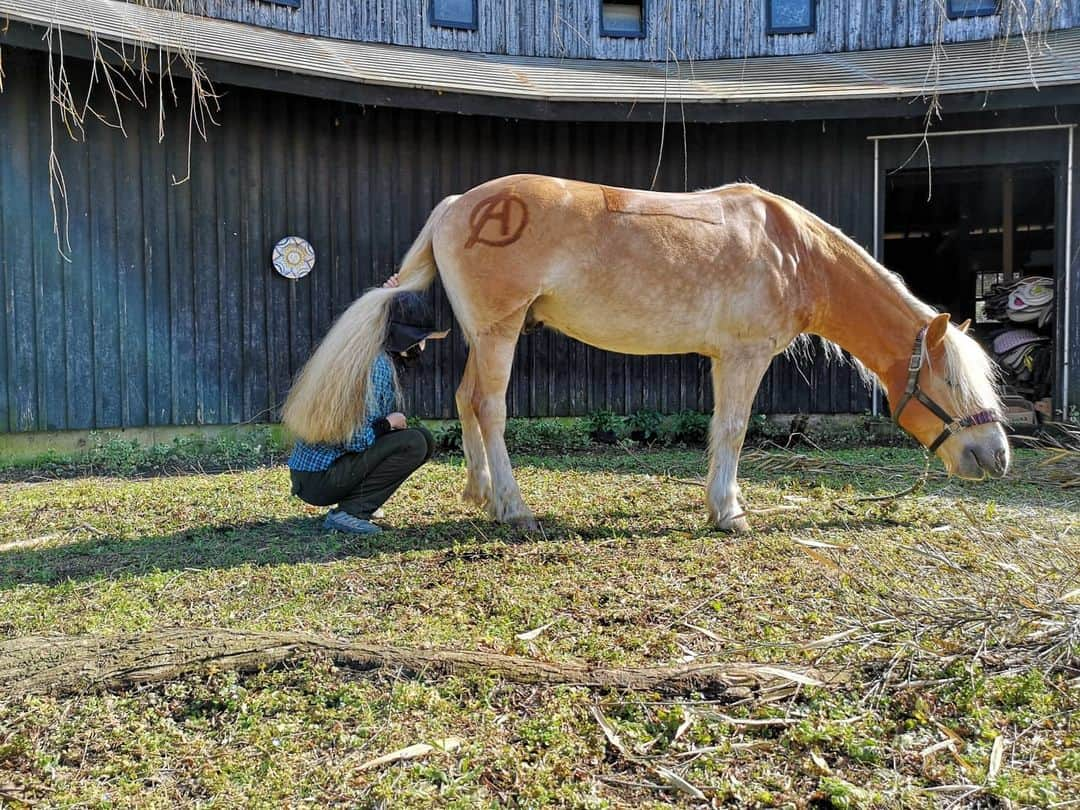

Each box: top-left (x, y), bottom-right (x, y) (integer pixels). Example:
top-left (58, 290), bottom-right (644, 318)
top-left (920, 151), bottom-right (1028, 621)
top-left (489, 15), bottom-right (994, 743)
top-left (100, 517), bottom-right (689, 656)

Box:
top-left (955, 436), bottom-right (1010, 480)
top-left (975, 445), bottom-right (1011, 479)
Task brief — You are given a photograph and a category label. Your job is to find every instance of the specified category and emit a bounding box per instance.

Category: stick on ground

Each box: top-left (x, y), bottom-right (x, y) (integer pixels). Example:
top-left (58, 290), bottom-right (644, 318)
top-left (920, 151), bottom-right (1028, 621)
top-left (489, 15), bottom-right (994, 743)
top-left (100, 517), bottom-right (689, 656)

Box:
top-left (0, 628), bottom-right (834, 698)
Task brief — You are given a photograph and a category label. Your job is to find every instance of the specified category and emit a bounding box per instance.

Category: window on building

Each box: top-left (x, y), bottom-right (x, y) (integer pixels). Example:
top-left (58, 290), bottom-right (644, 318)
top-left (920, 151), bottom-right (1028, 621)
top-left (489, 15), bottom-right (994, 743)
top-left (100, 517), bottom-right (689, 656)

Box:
top-left (431, 0), bottom-right (478, 30)
top-left (946, 0), bottom-right (998, 18)
top-left (601, 1), bottom-right (645, 38)
top-left (766, 0), bottom-right (815, 34)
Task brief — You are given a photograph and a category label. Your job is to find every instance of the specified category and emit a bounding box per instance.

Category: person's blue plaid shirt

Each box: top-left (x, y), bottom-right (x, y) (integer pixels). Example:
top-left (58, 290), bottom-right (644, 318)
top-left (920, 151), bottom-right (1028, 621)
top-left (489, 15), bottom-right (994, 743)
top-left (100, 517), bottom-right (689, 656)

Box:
top-left (288, 353), bottom-right (398, 472)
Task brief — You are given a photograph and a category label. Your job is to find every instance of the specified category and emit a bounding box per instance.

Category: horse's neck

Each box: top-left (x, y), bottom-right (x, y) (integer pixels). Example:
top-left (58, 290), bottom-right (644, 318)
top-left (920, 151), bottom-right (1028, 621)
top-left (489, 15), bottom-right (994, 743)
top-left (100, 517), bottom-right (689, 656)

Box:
top-left (807, 236), bottom-right (926, 384)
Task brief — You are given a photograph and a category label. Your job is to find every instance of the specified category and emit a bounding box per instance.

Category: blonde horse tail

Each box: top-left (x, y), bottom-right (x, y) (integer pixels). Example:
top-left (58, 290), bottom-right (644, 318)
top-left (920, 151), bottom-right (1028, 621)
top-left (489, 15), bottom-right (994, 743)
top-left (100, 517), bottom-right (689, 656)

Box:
top-left (281, 195), bottom-right (458, 444)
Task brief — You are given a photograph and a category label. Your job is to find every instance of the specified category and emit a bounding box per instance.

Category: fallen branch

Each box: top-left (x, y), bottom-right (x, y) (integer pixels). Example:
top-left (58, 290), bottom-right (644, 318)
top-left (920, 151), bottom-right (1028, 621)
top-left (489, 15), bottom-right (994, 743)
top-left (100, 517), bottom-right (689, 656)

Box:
top-left (0, 628), bottom-right (835, 699)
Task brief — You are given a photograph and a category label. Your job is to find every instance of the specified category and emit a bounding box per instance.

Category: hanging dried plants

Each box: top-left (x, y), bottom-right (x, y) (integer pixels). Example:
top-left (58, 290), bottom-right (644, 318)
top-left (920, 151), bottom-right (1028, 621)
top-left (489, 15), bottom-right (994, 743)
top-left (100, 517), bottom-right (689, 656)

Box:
top-left (11, 1), bottom-right (221, 258)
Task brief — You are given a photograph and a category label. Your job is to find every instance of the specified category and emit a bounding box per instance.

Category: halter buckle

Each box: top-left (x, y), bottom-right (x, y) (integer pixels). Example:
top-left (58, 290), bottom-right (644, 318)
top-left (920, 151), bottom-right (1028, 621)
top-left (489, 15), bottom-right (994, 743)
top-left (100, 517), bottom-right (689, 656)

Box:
top-left (927, 421), bottom-right (959, 453)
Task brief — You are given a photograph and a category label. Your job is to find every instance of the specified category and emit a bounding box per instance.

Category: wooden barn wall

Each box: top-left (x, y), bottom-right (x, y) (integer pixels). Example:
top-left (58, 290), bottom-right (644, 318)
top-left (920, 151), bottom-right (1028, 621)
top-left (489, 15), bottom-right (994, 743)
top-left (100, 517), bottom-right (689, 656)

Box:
top-left (153, 0), bottom-right (1080, 60)
top-left (4, 46), bottom-right (897, 433)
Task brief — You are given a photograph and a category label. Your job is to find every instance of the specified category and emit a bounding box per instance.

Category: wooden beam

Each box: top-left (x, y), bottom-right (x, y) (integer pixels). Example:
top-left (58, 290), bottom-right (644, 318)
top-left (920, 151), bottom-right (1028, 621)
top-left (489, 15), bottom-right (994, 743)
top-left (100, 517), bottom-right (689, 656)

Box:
top-left (1003, 168), bottom-right (1015, 282)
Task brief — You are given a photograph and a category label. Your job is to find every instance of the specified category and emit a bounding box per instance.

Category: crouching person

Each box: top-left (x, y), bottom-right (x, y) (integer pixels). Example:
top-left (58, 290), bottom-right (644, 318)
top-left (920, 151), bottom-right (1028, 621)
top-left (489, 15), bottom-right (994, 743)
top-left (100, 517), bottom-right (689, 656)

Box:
top-left (288, 285), bottom-right (446, 534)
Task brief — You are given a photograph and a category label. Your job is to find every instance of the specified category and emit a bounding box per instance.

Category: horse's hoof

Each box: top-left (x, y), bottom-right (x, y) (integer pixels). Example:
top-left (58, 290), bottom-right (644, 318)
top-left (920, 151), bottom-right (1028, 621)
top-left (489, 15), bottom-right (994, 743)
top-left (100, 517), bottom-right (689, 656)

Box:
top-left (509, 514), bottom-right (540, 532)
top-left (717, 515), bottom-right (751, 534)
top-left (462, 484), bottom-right (491, 507)
top-left (462, 490), bottom-right (488, 508)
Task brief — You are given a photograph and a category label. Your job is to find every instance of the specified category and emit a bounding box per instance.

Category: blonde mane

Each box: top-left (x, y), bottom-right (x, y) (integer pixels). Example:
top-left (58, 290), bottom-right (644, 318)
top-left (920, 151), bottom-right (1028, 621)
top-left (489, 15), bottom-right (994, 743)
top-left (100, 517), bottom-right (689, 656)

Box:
top-left (932, 327), bottom-right (1005, 419)
top-left (785, 333), bottom-right (880, 391)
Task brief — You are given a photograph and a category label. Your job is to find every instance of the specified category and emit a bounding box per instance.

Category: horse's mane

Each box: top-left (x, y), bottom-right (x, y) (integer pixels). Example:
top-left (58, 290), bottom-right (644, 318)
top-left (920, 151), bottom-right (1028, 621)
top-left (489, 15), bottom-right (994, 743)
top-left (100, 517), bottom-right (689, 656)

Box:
top-left (930, 326), bottom-right (1005, 419)
top-left (723, 183), bottom-right (1005, 419)
top-left (784, 333), bottom-right (879, 391)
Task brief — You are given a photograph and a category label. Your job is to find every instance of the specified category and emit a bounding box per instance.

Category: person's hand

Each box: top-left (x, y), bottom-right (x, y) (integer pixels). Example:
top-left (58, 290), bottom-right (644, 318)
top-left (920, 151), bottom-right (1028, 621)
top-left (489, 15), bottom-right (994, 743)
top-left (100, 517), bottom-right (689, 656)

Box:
top-left (383, 273), bottom-right (400, 288)
top-left (387, 412), bottom-right (408, 430)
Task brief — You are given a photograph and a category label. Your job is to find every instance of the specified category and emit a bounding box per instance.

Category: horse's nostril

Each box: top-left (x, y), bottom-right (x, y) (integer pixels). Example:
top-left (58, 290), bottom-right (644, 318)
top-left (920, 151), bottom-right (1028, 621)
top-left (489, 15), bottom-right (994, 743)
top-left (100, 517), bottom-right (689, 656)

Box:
top-left (994, 448), bottom-right (1008, 473)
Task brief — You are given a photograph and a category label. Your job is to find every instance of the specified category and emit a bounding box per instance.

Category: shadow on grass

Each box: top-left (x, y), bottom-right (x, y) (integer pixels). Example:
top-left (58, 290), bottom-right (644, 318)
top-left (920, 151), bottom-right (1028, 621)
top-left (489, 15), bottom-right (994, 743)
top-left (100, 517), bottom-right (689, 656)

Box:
top-left (0, 512), bottom-right (670, 590)
top-left (0, 499), bottom-right (961, 591)
top-left (1, 451), bottom-right (1065, 591)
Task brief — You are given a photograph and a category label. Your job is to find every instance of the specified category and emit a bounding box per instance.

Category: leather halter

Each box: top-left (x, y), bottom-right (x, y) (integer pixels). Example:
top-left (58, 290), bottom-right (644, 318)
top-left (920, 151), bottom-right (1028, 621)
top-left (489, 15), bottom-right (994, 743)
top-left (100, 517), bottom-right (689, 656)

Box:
top-left (891, 326), bottom-right (999, 453)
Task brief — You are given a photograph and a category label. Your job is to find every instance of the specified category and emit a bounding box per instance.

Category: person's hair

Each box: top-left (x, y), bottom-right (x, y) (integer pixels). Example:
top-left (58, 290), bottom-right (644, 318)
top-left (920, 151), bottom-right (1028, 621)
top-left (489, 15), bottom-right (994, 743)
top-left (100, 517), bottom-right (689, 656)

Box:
top-left (280, 196), bottom-right (455, 444)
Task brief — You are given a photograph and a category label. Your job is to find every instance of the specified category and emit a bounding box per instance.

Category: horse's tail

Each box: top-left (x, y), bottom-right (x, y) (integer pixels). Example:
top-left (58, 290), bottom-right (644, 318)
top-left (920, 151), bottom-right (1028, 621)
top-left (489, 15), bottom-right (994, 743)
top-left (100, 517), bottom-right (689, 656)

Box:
top-left (281, 195), bottom-right (458, 444)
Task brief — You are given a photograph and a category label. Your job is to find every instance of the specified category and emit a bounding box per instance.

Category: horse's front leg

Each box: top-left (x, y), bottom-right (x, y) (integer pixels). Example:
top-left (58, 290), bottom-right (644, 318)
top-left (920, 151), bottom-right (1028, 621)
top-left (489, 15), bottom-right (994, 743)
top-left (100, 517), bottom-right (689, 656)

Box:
top-left (707, 349), bottom-right (773, 533)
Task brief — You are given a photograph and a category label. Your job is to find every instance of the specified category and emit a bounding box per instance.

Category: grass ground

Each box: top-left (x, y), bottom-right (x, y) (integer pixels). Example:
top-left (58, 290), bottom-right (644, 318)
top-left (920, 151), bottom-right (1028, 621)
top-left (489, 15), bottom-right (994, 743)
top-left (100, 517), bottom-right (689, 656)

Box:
top-left (0, 446), bottom-right (1077, 808)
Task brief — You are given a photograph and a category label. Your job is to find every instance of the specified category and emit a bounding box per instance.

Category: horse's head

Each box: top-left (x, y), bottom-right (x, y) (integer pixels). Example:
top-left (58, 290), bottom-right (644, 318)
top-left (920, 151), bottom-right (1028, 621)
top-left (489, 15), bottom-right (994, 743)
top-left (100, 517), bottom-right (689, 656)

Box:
top-left (886, 313), bottom-right (1010, 480)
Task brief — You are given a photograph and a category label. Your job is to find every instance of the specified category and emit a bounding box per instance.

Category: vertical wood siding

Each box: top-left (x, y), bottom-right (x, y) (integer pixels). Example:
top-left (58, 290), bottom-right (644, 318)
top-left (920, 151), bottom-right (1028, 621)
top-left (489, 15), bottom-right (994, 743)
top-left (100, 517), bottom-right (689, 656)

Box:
top-left (4, 47), bottom-right (1075, 432)
top-left (0, 48), bottom-right (877, 433)
top-left (167, 0), bottom-right (1080, 60)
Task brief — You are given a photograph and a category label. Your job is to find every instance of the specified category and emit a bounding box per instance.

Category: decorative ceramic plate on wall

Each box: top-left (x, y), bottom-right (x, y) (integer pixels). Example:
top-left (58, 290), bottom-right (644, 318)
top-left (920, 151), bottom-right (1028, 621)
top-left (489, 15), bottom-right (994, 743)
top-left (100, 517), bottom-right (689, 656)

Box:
top-left (272, 236), bottom-right (315, 279)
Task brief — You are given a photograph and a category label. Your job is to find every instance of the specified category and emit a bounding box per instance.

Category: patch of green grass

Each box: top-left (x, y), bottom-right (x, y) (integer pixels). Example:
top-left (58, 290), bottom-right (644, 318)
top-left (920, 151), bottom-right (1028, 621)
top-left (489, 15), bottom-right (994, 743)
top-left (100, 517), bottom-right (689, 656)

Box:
top-left (0, 426), bottom-right (290, 480)
top-left (0, 447), bottom-right (1076, 806)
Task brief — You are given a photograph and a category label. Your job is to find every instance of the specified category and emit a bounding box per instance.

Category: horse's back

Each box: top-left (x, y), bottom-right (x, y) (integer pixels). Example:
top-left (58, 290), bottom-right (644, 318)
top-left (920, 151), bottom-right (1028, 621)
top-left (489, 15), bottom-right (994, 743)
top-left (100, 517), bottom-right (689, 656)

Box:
top-left (431, 174), bottom-right (805, 353)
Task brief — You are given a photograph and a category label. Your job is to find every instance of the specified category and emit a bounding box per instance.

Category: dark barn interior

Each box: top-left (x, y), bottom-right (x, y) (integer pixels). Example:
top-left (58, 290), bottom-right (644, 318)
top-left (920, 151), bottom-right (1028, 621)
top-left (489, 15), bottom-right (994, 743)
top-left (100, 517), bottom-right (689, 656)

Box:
top-left (884, 164), bottom-right (1058, 408)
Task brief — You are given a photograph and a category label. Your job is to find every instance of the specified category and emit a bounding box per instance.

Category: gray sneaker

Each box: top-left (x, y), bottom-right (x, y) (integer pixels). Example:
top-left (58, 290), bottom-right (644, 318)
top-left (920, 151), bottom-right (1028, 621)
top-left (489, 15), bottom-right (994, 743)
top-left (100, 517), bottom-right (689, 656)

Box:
top-left (324, 510), bottom-right (382, 535)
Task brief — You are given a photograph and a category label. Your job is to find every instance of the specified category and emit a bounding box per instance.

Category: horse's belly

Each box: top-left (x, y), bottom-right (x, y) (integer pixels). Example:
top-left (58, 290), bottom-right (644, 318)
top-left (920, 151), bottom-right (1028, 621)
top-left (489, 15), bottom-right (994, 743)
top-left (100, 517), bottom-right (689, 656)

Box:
top-left (531, 301), bottom-right (712, 356)
top-left (560, 326), bottom-right (696, 356)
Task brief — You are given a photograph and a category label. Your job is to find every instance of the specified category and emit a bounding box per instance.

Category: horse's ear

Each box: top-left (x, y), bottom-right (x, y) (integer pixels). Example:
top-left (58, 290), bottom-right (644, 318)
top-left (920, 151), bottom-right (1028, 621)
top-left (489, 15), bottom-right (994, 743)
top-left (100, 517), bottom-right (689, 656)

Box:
top-left (926, 312), bottom-right (950, 349)
top-left (957, 318), bottom-right (971, 334)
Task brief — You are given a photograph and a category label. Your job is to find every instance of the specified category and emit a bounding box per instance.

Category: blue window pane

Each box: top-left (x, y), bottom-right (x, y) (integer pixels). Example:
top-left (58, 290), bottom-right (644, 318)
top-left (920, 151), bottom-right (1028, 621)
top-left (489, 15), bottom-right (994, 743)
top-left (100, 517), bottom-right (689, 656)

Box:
top-left (947, 0), bottom-right (998, 16)
top-left (602, 2), bottom-right (643, 36)
top-left (769, 0), bottom-right (812, 30)
top-left (432, 0), bottom-right (476, 27)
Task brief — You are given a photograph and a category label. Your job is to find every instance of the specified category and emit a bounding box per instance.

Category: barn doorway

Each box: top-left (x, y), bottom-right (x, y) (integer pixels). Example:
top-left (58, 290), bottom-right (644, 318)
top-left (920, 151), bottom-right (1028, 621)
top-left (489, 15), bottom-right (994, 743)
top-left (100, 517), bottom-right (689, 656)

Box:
top-left (883, 163), bottom-right (1058, 419)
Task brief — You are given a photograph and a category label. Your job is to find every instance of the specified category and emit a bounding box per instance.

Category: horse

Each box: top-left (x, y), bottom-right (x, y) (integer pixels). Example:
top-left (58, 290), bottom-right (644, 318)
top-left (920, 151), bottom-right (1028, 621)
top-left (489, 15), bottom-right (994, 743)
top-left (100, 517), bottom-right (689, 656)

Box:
top-left (282, 174), bottom-right (1009, 532)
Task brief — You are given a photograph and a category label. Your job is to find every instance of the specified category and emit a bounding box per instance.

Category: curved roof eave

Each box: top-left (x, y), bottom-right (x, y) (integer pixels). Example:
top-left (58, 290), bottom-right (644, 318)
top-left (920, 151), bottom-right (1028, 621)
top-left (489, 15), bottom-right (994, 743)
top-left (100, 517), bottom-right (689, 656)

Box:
top-left (2, 0), bottom-right (1079, 122)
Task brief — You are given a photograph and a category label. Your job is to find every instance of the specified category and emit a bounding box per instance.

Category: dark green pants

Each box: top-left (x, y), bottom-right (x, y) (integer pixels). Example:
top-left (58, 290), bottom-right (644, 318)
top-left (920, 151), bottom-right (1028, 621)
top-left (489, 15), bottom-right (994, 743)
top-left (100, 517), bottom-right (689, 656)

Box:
top-left (290, 427), bottom-right (434, 518)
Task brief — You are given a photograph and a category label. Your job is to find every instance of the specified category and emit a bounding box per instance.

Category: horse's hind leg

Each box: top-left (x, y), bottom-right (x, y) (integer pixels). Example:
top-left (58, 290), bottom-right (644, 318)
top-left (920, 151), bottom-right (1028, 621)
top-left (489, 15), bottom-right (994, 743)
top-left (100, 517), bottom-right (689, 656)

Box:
top-left (707, 347), bottom-right (773, 533)
top-left (468, 318), bottom-right (537, 529)
top-left (456, 349), bottom-right (492, 507)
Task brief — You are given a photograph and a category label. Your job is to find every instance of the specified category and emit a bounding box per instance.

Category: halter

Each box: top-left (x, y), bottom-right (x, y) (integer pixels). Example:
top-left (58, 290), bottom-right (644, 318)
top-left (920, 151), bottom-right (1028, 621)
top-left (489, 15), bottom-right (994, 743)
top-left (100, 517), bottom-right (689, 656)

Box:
top-left (891, 326), bottom-right (1000, 453)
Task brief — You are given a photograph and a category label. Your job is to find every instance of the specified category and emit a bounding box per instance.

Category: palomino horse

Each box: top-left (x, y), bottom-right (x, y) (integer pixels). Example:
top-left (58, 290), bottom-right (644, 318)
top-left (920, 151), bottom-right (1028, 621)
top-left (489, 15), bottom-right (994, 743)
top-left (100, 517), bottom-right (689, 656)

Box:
top-left (282, 174), bottom-right (1010, 532)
